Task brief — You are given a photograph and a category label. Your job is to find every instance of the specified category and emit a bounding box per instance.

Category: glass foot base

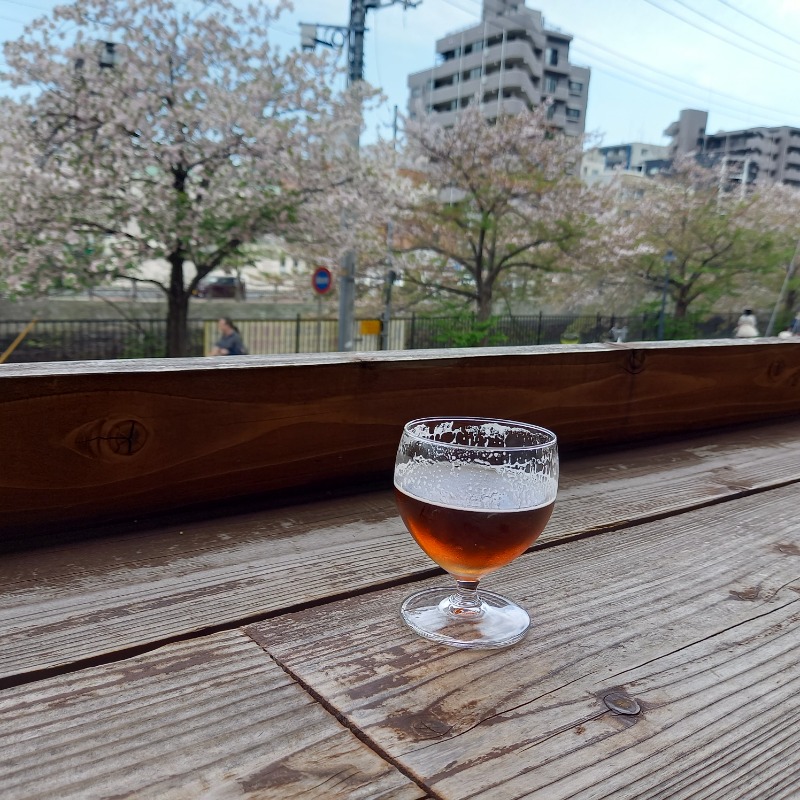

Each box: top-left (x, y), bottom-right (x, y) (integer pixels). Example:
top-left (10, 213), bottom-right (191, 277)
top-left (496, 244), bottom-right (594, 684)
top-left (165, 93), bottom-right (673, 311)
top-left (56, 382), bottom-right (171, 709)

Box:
top-left (400, 587), bottom-right (530, 649)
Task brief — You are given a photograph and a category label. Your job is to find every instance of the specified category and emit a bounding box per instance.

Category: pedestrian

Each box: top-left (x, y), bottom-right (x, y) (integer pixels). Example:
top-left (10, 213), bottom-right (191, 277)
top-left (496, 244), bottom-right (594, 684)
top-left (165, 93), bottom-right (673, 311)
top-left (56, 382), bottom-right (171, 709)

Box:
top-left (734, 308), bottom-right (759, 338)
top-left (609, 321), bottom-right (628, 343)
top-left (208, 317), bottom-right (248, 356)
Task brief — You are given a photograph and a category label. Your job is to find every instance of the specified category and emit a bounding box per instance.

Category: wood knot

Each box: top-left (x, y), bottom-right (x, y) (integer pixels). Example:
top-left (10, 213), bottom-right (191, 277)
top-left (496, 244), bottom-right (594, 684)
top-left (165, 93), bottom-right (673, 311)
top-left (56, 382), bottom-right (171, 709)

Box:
top-left (391, 710), bottom-right (454, 741)
top-left (729, 586), bottom-right (760, 601)
top-left (767, 360), bottom-right (786, 381)
top-left (625, 351), bottom-right (646, 375)
top-left (411, 716), bottom-right (453, 739)
top-left (68, 418), bottom-right (148, 461)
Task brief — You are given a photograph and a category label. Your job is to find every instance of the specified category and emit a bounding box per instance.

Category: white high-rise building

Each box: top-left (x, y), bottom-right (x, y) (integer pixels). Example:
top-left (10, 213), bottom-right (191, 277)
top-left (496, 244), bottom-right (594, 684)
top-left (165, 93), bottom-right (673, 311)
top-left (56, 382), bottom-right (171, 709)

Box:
top-left (407, 1), bottom-right (590, 134)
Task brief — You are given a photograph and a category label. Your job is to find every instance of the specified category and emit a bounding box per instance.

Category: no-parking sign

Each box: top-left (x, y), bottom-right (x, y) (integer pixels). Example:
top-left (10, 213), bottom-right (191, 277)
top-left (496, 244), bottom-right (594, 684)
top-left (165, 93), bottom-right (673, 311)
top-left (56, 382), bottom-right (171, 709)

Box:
top-left (311, 266), bottom-right (333, 295)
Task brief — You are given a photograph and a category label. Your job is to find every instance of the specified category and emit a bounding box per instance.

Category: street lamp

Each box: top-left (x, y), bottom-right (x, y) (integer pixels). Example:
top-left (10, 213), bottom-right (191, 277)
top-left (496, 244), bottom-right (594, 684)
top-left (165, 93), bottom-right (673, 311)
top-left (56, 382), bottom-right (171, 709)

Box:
top-left (658, 249), bottom-right (676, 341)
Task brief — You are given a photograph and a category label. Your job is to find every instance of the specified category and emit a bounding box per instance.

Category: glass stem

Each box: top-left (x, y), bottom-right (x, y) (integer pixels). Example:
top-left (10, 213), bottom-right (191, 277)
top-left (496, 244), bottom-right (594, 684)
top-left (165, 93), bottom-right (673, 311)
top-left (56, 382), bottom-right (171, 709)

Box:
top-left (448, 579), bottom-right (483, 617)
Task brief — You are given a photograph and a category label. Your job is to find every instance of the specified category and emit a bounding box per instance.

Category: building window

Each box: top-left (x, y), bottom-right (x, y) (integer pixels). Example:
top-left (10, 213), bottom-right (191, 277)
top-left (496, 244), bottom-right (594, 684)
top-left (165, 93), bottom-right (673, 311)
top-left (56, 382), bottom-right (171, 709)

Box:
top-left (566, 108), bottom-right (580, 120)
top-left (545, 75), bottom-right (558, 93)
top-left (464, 66), bottom-right (482, 81)
top-left (546, 47), bottom-right (558, 66)
top-left (568, 80), bottom-right (583, 95)
top-left (546, 104), bottom-right (556, 120)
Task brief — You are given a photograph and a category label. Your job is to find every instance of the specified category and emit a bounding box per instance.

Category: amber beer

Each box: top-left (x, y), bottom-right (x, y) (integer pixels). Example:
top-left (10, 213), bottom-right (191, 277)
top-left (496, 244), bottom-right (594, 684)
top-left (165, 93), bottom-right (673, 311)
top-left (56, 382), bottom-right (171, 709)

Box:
top-left (394, 483), bottom-right (554, 581)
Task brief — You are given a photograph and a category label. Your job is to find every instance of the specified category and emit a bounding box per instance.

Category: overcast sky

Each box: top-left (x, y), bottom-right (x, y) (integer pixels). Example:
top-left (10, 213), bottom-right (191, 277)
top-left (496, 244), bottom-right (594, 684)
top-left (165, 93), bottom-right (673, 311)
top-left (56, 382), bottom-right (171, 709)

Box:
top-left (3, 0), bottom-right (800, 148)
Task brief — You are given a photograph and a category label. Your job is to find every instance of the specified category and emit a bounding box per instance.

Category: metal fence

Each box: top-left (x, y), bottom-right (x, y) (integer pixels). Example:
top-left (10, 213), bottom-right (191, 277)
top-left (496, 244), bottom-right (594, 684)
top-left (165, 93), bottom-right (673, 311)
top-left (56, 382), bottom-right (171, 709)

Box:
top-left (0, 311), bottom-right (753, 363)
top-left (0, 319), bottom-right (205, 362)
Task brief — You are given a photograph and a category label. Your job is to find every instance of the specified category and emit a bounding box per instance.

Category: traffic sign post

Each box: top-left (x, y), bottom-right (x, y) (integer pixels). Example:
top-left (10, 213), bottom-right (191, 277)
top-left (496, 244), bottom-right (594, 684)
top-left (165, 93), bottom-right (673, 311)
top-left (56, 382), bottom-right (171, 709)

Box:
top-left (312, 267), bottom-right (333, 352)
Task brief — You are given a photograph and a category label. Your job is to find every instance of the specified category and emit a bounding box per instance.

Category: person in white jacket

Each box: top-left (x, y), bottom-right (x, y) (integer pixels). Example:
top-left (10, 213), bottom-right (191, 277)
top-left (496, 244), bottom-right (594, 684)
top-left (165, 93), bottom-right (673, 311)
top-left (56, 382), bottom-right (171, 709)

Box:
top-left (735, 308), bottom-right (759, 338)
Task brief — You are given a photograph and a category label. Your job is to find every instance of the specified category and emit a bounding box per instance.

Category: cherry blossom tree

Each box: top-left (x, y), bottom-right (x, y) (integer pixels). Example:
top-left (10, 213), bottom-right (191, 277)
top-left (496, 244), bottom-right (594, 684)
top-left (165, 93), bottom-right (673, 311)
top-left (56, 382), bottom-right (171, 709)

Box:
top-left (616, 156), bottom-right (792, 321)
top-left (0, 0), bottom-right (377, 356)
top-left (742, 181), bottom-right (800, 329)
top-left (390, 104), bottom-right (605, 321)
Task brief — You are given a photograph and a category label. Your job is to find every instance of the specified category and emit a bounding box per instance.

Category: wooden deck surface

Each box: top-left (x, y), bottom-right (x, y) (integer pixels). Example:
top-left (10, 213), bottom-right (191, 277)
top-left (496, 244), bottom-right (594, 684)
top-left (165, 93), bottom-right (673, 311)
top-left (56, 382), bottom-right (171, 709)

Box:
top-left (249, 486), bottom-right (800, 799)
top-left (1, 416), bottom-right (798, 798)
top-left (3, 418), bottom-right (799, 683)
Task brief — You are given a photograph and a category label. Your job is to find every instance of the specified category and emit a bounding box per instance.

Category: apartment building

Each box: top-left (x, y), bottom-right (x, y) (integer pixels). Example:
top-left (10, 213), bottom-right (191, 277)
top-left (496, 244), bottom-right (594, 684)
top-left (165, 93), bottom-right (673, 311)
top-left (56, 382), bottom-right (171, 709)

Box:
top-left (581, 142), bottom-right (671, 185)
top-left (407, 0), bottom-right (590, 134)
top-left (665, 108), bottom-right (800, 188)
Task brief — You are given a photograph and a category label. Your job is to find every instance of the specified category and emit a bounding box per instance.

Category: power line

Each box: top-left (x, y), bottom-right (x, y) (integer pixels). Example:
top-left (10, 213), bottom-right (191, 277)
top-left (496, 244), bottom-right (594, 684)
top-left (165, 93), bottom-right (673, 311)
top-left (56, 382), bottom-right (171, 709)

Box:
top-left (669, 0), bottom-right (800, 64)
top-left (640, 0), bottom-right (800, 75)
top-left (0, 0), bottom-right (49, 10)
top-left (573, 49), bottom-right (795, 131)
top-left (0, 11), bottom-right (27, 26)
top-left (711, 0), bottom-right (800, 49)
top-left (439, 0), bottom-right (482, 17)
top-left (574, 35), bottom-right (796, 122)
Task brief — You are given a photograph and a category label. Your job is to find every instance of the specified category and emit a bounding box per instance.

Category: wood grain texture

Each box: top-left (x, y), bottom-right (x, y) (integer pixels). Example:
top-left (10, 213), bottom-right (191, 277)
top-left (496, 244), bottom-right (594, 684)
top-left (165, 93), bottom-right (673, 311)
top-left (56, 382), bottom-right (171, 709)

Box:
top-left (0, 630), bottom-right (424, 800)
top-left (247, 485), bottom-right (800, 800)
top-left (3, 420), bottom-right (800, 683)
top-left (3, 340), bottom-right (800, 533)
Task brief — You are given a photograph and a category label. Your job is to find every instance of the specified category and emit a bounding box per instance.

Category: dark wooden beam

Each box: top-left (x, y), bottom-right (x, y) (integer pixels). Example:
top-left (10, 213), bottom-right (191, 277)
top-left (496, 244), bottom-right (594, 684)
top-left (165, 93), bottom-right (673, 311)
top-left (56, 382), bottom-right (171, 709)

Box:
top-left (2, 341), bottom-right (799, 534)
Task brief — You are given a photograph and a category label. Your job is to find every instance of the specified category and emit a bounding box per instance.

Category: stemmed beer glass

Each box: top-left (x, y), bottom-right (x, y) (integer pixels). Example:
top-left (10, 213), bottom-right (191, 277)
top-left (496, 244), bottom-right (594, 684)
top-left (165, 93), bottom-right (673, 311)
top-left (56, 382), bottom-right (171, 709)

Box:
top-left (394, 417), bottom-right (558, 648)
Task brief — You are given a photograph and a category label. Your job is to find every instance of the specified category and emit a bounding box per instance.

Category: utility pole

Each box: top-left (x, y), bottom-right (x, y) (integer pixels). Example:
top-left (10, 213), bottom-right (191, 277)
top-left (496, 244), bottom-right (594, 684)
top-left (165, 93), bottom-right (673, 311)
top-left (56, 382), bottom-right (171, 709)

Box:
top-left (301, 0), bottom-right (420, 351)
top-left (380, 222), bottom-right (397, 351)
top-left (765, 239), bottom-right (800, 337)
top-left (658, 249), bottom-right (676, 341)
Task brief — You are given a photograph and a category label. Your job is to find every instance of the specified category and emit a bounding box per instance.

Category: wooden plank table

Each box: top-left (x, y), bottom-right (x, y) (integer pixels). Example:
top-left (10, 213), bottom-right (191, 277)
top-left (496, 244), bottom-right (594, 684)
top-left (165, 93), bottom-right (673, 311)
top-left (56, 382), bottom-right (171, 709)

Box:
top-left (2, 342), bottom-right (800, 798)
top-left (1, 416), bottom-right (799, 798)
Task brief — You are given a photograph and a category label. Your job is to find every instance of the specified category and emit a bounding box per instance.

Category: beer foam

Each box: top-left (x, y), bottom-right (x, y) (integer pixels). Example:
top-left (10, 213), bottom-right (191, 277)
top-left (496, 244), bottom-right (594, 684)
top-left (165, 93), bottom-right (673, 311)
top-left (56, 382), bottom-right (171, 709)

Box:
top-left (395, 459), bottom-right (556, 512)
top-left (409, 420), bottom-right (549, 450)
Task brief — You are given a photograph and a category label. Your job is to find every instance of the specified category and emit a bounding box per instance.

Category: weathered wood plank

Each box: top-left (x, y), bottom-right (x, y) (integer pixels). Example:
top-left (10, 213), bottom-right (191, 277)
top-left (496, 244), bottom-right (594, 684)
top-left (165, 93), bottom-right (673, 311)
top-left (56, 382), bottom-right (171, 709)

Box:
top-left (407, 602), bottom-right (800, 800)
top-left (247, 485), bottom-right (800, 800)
top-left (0, 630), bottom-right (425, 800)
top-left (2, 420), bottom-right (800, 683)
top-left (2, 340), bottom-right (800, 533)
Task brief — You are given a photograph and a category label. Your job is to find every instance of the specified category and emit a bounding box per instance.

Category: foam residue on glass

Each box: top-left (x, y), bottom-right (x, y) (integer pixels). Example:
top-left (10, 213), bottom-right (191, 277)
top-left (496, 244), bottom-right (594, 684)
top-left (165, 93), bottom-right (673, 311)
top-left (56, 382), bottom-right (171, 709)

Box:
top-left (395, 419), bottom-right (558, 511)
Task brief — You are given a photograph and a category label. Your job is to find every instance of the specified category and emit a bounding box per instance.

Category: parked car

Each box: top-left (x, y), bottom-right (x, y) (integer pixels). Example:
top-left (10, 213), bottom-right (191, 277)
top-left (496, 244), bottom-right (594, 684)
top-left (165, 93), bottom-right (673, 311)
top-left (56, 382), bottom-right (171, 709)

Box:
top-left (195, 276), bottom-right (246, 299)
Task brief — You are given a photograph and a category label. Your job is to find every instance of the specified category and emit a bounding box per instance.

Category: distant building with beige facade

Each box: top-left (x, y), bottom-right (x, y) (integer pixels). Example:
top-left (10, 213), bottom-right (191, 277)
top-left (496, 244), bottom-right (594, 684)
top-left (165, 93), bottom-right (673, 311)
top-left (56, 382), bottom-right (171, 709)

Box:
top-left (581, 142), bottom-right (670, 186)
top-left (407, 0), bottom-right (589, 134)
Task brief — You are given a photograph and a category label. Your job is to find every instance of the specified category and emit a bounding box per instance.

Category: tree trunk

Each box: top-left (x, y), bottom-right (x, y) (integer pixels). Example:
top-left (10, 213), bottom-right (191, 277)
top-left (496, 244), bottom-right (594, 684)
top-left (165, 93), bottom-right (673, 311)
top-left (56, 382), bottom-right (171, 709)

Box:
top-left (166, 255), bottom-right (190, 357)
top-left (476, 288), bottom-right (493, 323)
top-left (783, 285), bottom-right (797, 320)
top-left (674, 288), bottom-right (690, 320)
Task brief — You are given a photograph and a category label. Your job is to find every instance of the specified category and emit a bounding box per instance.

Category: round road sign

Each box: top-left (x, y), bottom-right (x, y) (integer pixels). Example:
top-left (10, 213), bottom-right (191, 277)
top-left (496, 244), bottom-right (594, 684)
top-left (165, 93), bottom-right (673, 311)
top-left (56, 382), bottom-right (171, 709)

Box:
top-left (312, 266), bottom-right (333, 295)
